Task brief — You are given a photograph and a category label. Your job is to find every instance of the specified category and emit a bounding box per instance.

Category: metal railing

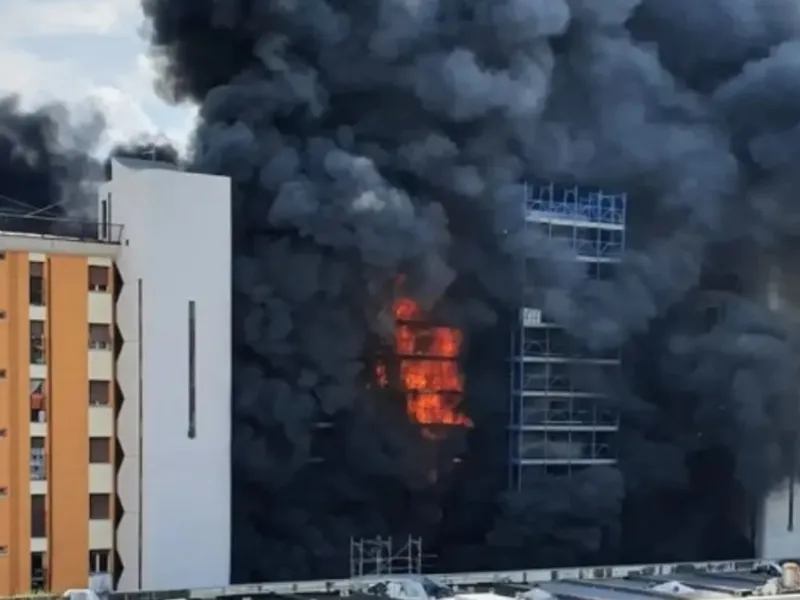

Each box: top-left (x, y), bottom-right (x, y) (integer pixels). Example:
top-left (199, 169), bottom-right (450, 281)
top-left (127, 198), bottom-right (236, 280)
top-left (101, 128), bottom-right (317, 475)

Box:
top-left (0, 213), bottom-right (123, 244)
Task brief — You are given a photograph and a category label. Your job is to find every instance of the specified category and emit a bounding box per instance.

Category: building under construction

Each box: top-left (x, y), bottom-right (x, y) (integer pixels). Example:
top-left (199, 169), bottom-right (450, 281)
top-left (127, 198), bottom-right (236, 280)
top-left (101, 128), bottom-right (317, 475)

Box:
top-left (508, 183), bottom-right (626, 489)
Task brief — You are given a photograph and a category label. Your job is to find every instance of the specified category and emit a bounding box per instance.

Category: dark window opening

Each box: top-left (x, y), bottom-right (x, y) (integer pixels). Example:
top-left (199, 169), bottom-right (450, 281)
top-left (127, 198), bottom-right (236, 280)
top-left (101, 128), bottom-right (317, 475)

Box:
top-left (31, 437), bottom-right (46, 481)
top-left (188, 300), bottom-right (196, 439)
top-left (89, 380), bottom-right (110, 407)
top-left (89, 324), bottom-right (111, 350)
top-left (89, 549), bottom-right (110, 574)
top-left (89, 266), bottom-right (110, 292)
top-left (30, 379), bottom-right (45, 423)
top-left (100, 199), bottom-right (108, 239)
top-left (89, 438), bottom-right (110, 463)
top-left (31, 495), bottom-right (46, 537)
top-left (29, 262), bottom-right (45, 306)
top-left (31, 552), bottom-right (46, 591)
top-left (30, 320), bottom-right (45, 364)
top-left (89, 494), bottom-right (110, 519)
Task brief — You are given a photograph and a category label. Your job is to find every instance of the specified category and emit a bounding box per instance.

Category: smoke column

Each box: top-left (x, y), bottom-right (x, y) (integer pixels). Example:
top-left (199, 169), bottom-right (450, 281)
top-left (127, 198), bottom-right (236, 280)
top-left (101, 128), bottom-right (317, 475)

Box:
top-left (0, 95), bottom-right (104, 221)
top-left (123, 0), bottom-right (800, 579)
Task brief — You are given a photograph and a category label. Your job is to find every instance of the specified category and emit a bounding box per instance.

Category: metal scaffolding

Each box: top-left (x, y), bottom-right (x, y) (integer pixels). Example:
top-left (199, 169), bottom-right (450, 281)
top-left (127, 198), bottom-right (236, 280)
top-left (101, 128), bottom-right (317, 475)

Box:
top-left (508, 183), bottom-right (627, 490)
top-left (349, 536), bottom-right (423, 578)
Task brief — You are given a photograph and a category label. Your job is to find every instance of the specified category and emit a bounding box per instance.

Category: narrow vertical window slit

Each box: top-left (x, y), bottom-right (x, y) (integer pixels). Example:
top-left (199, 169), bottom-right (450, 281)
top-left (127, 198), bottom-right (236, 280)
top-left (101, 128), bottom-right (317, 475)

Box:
top-left (188, 300), bottom-right (196, 439)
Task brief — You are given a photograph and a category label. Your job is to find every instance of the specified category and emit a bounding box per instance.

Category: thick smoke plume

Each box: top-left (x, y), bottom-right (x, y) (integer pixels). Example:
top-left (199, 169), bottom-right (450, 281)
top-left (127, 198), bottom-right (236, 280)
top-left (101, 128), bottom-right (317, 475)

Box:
top-left (0, 96), bottom-right (103, 222)
top-left (136, 0), bottom-right (800, 579)
top-left (0, 96), bottom-right (179, 227)
top-left (3, 0), bottom-right (799, 580)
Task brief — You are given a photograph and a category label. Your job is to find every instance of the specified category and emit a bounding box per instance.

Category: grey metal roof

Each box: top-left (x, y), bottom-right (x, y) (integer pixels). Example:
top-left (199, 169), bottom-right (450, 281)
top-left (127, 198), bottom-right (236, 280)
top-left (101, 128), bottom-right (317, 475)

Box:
top-left (491, 565), bottom-right (786, 600)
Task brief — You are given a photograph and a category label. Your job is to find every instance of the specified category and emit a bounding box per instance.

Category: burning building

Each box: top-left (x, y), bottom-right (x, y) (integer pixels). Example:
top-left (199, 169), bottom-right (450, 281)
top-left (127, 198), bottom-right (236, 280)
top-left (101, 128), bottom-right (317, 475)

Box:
top-left (378, 293), bottom-right (472, 434)
top-left (6, 0), bottom-right (800, 590)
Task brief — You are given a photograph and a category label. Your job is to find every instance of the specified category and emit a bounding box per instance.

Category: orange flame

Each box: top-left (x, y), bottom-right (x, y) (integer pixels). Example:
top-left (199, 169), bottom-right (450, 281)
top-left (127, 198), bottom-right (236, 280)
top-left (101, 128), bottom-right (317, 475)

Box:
top-left (378, 296), bottom-right (473, 430)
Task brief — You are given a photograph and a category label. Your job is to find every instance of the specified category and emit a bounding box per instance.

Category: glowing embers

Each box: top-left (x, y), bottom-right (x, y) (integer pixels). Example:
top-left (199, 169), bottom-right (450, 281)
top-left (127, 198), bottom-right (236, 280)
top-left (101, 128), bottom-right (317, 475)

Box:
top-left (379, 295), bottom-right (473, 431)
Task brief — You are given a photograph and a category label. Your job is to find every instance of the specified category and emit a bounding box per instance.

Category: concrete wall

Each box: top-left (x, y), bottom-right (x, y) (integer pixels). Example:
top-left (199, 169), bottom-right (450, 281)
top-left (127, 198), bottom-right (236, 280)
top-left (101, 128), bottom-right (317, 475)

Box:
top-left (105, 159), bottom-right (232, 590)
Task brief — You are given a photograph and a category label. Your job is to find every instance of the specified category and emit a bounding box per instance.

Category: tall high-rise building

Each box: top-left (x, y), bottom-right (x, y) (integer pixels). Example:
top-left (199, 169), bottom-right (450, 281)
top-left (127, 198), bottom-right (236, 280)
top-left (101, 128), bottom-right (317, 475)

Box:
top-left (508, 183), bottom-right (626, 489)
top-left (0, 158), bottom-right (232, 595)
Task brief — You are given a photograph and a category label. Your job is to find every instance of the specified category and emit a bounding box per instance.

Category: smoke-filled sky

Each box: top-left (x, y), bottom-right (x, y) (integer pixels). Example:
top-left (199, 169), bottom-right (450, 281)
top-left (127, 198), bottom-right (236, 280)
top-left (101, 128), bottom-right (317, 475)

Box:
top-left (0, 0), bottom-right (192, 147)
top-left (7, 0), bottom-right (800, 583)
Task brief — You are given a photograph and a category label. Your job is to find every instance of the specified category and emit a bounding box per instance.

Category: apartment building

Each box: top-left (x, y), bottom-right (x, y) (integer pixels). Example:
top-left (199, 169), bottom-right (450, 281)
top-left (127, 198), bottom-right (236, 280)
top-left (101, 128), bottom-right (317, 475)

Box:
top-left (0, 158), bottom-right (232, 595)
top-left (0, 250), bottom-right (116, 594)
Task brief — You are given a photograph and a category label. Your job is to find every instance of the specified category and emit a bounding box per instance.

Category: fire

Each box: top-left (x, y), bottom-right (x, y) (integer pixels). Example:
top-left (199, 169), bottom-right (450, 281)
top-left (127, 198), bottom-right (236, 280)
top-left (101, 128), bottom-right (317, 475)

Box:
top-left (378, 295), bottom-right (473, 430)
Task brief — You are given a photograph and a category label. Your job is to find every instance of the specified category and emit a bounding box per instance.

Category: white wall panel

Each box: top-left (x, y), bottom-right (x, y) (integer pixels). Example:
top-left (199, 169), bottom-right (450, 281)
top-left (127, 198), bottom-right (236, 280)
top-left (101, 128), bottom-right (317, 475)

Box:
top-left (89, 407), bottom-right (113, 437)
top-left (30, 481), bottom-right (46, 495)
top-left (29, 364), bottom-right (47, 380)
top-left (107, 159), bottom-right (231, 591)
top-left (29, 422), bottom-right (46, 437)
top-left (89, 520), bottom-right (114, 549)
top-left (88, 350), bottom-right (113, 380)
top-left (31, 538), bottom-right (46, 552)
top-left (89, 464), bottom-right (113, 494)
top-left (29, 305), bottom-right (46, 321)
top-left (757, 480), bottom-right (800, 558)
top-left (88, 292), bottom-right (113, 324)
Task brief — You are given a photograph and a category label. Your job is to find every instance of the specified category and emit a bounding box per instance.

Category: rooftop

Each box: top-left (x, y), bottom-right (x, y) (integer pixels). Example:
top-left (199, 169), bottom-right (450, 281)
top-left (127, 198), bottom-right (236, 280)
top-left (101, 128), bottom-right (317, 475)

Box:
top-left (0, 212), bottom-right (123, 258)
top-left (489, 563), bottom-right (795, 600)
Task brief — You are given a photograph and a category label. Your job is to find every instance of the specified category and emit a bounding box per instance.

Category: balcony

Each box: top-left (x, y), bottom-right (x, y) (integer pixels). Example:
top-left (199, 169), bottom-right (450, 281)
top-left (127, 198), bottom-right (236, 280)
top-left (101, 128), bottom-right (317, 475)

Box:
top-left (30, 447), bottom-right (46, 481)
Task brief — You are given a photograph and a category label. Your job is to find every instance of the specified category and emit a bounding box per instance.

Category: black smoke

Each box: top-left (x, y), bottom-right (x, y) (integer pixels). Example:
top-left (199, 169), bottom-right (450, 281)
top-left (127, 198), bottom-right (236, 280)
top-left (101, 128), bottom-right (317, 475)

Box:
top-left (136, 0), bottom-right (800, 579)
top-left (0, 95), bottom-right (103, 229)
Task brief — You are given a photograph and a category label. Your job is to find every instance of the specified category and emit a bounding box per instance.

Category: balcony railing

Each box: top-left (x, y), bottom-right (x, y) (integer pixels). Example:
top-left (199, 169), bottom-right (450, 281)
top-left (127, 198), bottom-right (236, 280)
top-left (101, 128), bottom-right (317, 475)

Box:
top-left (0, 212), bottom-right (123, 244)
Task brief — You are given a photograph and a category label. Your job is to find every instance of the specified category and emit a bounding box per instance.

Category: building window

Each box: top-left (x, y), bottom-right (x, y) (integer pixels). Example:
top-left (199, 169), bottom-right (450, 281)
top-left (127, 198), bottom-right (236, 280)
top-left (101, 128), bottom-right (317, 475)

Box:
top-left (0, 428), bottom-right (6, 437)
top-left (30, 379), bottom-right (45, 423)
top-left (30, 320), bottom-right (45, 364)
top-left (29, 262), bottom-right (45, 306)
top-left (0, 311), bottom-right (5, 319)
top-left (31, 437), bottom-right (46, 481)
top-left (88, 266), bottom-right (110, 292)
top-left (89, 549), bottom-right (110, 574)
top-left (31, 495), bottom-right (46, 537)
top-left (89, 380), bottom-right (110, 407)
top-left (0, 487), bottom-right (7, 497)
top-left (0, 252), bottom-right (5, 259)
top-left (31, 552), bottom-right (46, 591)
top-left (0, 369), bottom-right (5, 379)
top-left (0, 546), bottom-right (7, 556)
top-left (89, 494), bottom-right (110, 520)
top-left (89, 324), bottom-right (111, 350)
top-left (89, 438), bottom-right (110, 463)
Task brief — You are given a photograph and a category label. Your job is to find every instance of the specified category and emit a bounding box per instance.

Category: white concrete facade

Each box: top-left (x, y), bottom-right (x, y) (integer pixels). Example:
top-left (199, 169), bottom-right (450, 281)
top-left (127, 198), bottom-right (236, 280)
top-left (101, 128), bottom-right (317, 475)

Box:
top-left (88, 349), bottom-right (113, 380)
top-left (88, 292), bottom-right (113, 323)
top-left (755, 265), bottom-right (800, 558)
top-left (103, 158), bottom-right (232, 591)
top-left (89, 407), bottom-right (113, 437)
top-left (89, 464), bottom-right (114, 494)
top-left (89, 519), bottom-right (114, 549)
top-left (757, 480), bottom-right (800, 558)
